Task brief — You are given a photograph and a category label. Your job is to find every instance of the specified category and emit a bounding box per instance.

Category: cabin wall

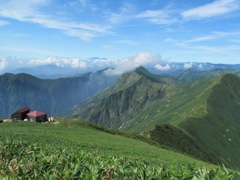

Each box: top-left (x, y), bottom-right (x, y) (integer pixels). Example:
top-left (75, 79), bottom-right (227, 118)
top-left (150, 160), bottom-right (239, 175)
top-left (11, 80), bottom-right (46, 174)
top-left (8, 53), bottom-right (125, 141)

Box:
top-left (36, 114), bottom-right (48, 122)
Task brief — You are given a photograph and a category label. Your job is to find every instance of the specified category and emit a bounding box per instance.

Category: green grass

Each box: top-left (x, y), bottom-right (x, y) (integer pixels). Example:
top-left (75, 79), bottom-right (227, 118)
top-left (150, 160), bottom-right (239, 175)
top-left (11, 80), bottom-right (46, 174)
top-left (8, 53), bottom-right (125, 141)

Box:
top-left (1, 139), bottom-right (239, 179)
top-left (2, 120), bottom-right (239, 179)
top-left (149, 124), bottom-right (221, 166)
top-left (0, 120), bottom-right (204, 166)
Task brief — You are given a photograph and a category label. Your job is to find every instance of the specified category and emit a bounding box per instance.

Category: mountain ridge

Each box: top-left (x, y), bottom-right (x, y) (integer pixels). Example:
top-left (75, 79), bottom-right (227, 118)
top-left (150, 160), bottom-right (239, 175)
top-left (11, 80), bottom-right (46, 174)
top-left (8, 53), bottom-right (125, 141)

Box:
top-left (71, 68), bottom-right (169, 128)
top-left (71, 68), bottom-right (240, 169)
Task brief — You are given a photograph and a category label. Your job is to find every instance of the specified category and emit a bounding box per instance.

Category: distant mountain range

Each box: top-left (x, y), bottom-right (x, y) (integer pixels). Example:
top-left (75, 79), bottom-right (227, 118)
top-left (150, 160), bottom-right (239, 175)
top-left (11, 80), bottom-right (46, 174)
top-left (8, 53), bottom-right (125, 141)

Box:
top-left (71, 67), bottom-right (240, 169)
top-left (9, 64), bottom-right (96, 79)
top-left (4, 61), bottom-right (240, 79)
top-left (147, 62), bottom-right (240, 76)
top-left (0, 69), bottom-right (118, 117)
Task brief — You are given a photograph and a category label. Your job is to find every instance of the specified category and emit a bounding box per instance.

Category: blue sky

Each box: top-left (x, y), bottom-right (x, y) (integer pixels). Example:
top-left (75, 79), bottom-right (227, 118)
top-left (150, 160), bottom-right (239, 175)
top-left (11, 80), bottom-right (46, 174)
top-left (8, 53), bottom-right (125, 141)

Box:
top-left (0, 0), bottom-right (240, 71)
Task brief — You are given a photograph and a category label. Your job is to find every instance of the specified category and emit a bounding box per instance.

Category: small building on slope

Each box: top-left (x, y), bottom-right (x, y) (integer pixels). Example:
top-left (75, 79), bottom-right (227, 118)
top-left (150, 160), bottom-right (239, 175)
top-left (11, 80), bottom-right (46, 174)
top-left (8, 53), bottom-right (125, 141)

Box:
top-left (11, 107), bottom-right (30, 120)
top-left (27, 110), bottom-right (48, 122)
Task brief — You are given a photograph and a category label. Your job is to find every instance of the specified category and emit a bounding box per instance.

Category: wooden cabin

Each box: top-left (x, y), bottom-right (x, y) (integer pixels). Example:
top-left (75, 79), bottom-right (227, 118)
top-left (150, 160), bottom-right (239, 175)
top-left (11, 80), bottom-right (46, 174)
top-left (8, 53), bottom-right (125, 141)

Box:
top-left (27, 110), bottom-right (48, 122)
top-left (11, 107), bottom-right (30, 120)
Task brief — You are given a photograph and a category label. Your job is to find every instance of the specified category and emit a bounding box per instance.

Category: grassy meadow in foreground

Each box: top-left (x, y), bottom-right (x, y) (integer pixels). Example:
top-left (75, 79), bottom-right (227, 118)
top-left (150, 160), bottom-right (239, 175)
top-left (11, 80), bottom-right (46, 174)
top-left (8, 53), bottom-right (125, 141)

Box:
top-left (0, 119), bottom-right (239, 179)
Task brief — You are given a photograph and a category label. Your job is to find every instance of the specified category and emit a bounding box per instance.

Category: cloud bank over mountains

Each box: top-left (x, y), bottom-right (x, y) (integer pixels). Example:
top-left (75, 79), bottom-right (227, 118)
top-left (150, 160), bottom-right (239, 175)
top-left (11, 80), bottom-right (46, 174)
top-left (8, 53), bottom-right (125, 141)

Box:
top-left (105, 52), bottom-right (161, 75)
top-left (1, 51), bottom-right (240, 78)
top-left (29, 57), bottom-right (88, 68)
top-left (0, 52), bottom-right (162, 75)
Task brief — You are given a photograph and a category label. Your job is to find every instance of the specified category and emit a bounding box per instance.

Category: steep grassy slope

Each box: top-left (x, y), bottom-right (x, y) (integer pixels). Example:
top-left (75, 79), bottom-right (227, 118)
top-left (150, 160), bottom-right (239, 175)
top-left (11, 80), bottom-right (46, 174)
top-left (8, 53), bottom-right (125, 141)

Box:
top-left (122, 76), bottom-right (219, 131)
top-left (71, 68), bottom-right (240, 169)
top-left (133, 74), bottom-right (240, 169)
top-left (0, 71), bottom-right (117, 117)
top-left (71, 67), bottom-right (174, 128)
top-left (180, 74), bottom-right (240, 168)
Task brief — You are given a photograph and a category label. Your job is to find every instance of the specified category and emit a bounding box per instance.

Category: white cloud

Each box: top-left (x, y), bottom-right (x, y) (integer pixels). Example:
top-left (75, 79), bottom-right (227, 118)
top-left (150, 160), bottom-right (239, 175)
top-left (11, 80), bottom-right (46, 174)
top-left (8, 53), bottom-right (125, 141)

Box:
top-left (106, 4), bottom-right (177, 26)
top-left (106, 2), bottom-right (135, 24)
top-left (0, 0), bottom-right (49, 20)
top-left (184, 62), bottom-right (193, 69)
top-left (154, 64), bottom-right (171, 71)
top-left (91, 58), bottom-right (115, 68)
top-left (181, 0), bottom-right (240, 20)
top-left (0, 0), bottom-right (111, 40)
top-left (106, 52), bottom-right (161, 75)
top-left (70, 59), bottom-right (87, 68)
top-left (186, 35), bottom-right (218, 43)
top-left (185, 31), bottom-right (240, 43)
top-left (137, 10), bottom-right (177, 25)
top-left (133, 52), bottom-right (160, 66)
top-left (64, 29), bottom-right (97, 41)
top-left (164, 31), bottom-right (240, 55)
top-left (29, 57), bottom-right (87, 69)
top-left (0, 56), bottom-right (8, 70)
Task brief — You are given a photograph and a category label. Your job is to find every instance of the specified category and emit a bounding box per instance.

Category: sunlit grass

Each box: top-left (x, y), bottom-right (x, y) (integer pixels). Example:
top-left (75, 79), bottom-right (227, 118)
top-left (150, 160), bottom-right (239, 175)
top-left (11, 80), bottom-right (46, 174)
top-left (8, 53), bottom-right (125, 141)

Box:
top-left (1, 120), bottom-right (239, 179)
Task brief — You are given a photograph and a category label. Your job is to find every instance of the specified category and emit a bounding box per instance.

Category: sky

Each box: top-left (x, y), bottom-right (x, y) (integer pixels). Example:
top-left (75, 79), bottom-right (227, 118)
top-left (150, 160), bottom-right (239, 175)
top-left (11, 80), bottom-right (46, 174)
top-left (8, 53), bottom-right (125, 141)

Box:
top-left (0, 0), bottom-right (240, 72)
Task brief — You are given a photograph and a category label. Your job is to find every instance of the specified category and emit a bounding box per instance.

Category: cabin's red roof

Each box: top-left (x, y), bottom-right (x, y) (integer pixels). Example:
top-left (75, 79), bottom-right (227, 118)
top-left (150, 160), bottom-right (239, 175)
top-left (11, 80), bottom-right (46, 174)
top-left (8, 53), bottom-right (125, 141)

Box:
top-left (19, 107), bottom-right (30, 113)
top-left (27, 111), bottom-right (46, 117)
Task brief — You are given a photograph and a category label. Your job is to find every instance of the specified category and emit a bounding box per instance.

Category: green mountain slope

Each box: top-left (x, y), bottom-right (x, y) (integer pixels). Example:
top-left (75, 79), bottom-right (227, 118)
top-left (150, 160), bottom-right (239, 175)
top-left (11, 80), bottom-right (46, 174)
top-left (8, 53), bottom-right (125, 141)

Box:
top-left (138, 74), bottom-right (240, 169)
top-left (71, 68), bottom-right (240, 169)
top-left (180, 74), bottom-right (240, 168)
top-left (71, 67), bottom-right (174, 129)
top-left (0, 71), bottom-right (117, 117)
top-left (71, 68), bottom-right (218, 130)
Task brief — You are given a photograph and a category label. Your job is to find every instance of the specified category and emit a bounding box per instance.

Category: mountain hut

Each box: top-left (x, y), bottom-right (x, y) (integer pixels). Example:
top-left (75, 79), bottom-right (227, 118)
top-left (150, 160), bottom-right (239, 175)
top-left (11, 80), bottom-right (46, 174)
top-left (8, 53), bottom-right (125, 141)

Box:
top-left (27, 110), bottom-right (48, 122)
top-left (11, 107), bottom-right (30, 120)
